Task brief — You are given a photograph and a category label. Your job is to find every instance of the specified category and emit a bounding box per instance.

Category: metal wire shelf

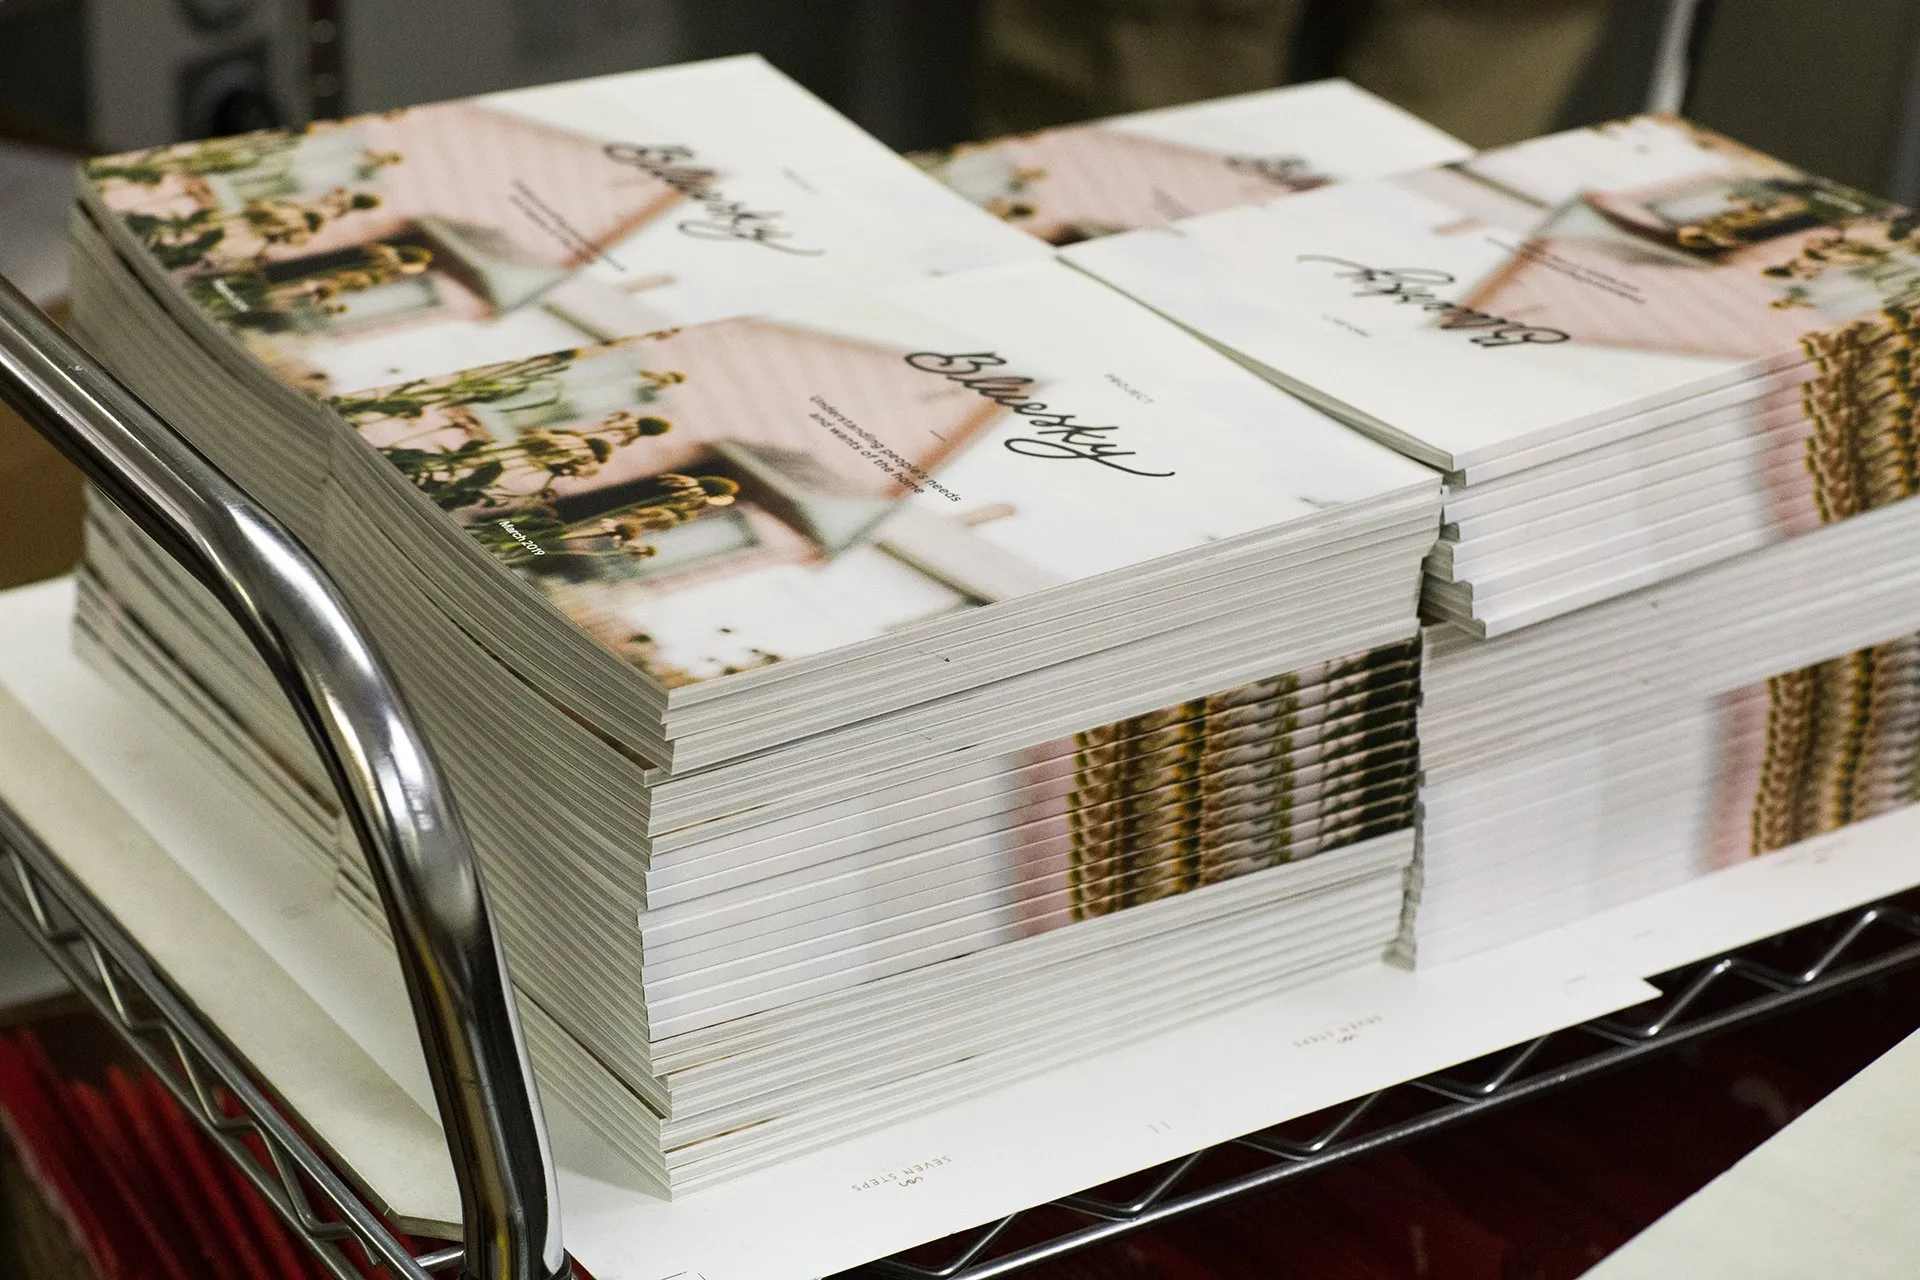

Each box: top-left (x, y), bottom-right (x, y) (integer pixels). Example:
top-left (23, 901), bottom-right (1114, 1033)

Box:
top-left (0, 787), bottom-right (454, 1280)
top-left (850, 898), bottom-right (1920, 1279)
top-left (8, 750), bottom-right (1918, 1280)
top-left (8, 720), bottom-right (1918, 1280)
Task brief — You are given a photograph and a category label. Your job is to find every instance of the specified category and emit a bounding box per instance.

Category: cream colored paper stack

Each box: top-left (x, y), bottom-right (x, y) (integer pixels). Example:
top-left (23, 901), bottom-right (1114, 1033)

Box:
top-left (66, 58), bottom-right (1459, 1193)
top-left (1069, 115), bottom-right (1920, 963)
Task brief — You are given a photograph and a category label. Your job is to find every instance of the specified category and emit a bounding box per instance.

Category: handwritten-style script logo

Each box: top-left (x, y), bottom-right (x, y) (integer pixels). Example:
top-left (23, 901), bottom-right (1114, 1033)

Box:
top-left (904, 352), bottom-right (1175, 478)
top-left (604, 143), bottom-right (824, 256)
top-left (1298, 255), bottom-right (1570, 348)
top-left (1225, 154), bottom-right (1331, 193)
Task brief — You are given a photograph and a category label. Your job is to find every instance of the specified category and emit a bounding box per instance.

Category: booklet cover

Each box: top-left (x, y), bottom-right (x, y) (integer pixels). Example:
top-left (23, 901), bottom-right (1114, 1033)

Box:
top-left (337, 261), bottom-right (1435, 689)
top-left (912, 79), bottom-right (1471, 246)
top-left (1066, 115), bottom-right (1920, 479)
top-left (81, 55), bottom-right (1049, 396)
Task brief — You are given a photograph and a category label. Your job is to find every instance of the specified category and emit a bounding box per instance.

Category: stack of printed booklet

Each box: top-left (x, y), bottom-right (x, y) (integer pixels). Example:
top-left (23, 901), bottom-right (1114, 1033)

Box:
top-left (54, 50), bottom-right (1920, 1195)
top-left (1070, 115), bottom-right (1920, 963)
top-left (63, 58), bottom-right (1463, 1193)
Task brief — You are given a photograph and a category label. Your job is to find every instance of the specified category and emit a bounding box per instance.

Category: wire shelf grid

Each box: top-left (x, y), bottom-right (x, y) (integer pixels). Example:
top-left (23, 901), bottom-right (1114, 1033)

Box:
top-left (10, 757), bottom-right (1917, 1280)
top-left (848, 897), bottom-right (1920, 1279)
top-left (0, 796), bottom-right (451, 1280)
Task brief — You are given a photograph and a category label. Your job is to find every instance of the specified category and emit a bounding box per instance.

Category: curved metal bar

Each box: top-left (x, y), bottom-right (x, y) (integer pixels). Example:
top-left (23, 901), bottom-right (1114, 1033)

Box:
top-left (0, 802), bottom-right (433, 1280)
top-left (0, 276), bottom-right (568, 1280)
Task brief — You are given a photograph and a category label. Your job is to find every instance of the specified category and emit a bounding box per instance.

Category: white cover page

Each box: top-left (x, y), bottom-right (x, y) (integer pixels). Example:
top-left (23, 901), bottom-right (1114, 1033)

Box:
top-left (915, 79), bottom-right (1471, 245)
top-left (1065, 116), bottom-right (1920, 473)
top-left (82, 54), bottom-right (1052, 395)
top-left (338, 260), bottom-right (1437, 690)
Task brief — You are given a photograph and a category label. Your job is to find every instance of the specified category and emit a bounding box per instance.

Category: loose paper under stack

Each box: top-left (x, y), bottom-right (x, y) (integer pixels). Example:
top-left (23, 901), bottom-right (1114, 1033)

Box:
top-left (64, 59), bottom-right (1446, 1193)
top-left (912, 78), bottom-right (1469, 246)
top-left (1067, 114), bottom-right (1920, 958)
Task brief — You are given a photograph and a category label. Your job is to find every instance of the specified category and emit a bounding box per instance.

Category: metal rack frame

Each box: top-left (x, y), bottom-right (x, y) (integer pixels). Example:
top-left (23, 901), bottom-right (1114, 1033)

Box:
top-left (0, 795), bottom-right (454, 1280)
top-left (0, 276), bottom-right (567, 1280)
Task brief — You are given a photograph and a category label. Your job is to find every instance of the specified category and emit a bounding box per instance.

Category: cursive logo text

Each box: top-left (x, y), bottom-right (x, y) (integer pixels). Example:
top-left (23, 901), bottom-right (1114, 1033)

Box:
top-left (905, 352), bottom-right (1173, 477)
top-left (1225, 153), bottom-right (1332, 193)
top-left (1297, 255), bottom-right (1570, 347)
top-left (604, 143), bottom-right (824, 255)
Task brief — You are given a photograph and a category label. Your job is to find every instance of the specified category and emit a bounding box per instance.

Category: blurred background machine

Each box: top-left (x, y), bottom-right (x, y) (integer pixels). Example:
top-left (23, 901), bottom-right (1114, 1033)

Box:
top-left (0, 0), bottom-right (681, 151)
top-left (0, 0), bottom-right (971, 154)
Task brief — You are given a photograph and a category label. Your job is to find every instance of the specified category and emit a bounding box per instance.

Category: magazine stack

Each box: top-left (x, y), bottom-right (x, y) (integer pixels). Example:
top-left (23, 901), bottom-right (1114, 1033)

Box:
top-left (1069, 115), bottom-right (1920, 962)
top-left (913, 76), bottom-right (1468, 245)
top-left (64, 57), bottom-right (1460, 1192)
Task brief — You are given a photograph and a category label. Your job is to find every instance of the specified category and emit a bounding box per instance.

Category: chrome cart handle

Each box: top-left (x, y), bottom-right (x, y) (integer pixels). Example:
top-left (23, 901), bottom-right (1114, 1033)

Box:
top-left (0, 275), bottom-right (568, 1280)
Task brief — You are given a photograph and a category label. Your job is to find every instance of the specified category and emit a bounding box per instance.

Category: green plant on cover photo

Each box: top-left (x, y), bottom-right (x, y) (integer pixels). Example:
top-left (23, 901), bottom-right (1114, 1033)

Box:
top-left (96, 129), bottom-right (410, 315)
top-left (471, 473), bottom-right (742, 568)
top-left (333, 354), bottom-right (719, 571)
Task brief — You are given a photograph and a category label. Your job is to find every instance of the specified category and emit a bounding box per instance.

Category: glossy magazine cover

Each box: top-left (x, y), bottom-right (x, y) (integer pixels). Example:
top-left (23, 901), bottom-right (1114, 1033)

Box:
top-left (81, 55), bottom-right (1048, 395)
top-left (1067, 114), bottom-right (1920, 485)
top-left (913, 79), bottom-right (1469, 246)
top-left (337, 262), bottom-right (1434, 689)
